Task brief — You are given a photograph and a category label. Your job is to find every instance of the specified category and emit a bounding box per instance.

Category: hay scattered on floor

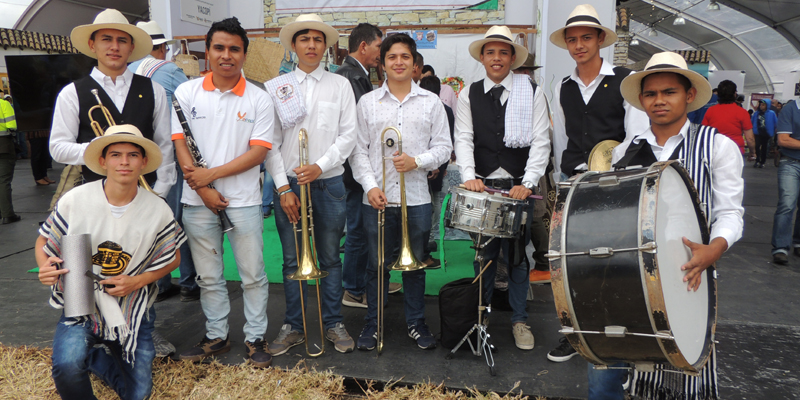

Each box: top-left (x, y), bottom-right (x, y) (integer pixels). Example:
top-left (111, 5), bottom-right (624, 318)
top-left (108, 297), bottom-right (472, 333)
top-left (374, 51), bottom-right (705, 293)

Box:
top-left (0, 344), bottom-right (541, 399)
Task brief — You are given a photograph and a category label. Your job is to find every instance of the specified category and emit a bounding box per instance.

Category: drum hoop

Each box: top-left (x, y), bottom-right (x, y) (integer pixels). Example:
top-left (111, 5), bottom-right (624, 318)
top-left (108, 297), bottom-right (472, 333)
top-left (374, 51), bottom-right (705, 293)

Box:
top-left (550, 171), bottom-right (605, 365)
top-left (638, 161), bottom-right (716, 372)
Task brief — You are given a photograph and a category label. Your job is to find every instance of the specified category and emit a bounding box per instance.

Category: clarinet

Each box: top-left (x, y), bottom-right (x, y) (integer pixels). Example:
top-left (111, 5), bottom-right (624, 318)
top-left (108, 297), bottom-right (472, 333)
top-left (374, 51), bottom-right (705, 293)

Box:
top-left (172, 99), bottom-right (235, 233)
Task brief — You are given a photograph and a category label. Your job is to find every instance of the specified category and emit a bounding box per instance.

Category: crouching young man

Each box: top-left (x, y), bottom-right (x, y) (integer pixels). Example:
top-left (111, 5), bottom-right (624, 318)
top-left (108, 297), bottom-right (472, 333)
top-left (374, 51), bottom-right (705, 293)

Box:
top-left (36, 125), bottom-right (185, 400)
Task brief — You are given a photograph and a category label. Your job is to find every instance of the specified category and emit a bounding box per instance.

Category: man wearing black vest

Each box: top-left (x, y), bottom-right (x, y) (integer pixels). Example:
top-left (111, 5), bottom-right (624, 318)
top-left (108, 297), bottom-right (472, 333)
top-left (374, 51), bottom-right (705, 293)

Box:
top-left (454, 26), bottom-right (550, 350)
top-left (547, 4), bottom-right (649, 363)
top-left (50, 9), bottom-right (174, 196)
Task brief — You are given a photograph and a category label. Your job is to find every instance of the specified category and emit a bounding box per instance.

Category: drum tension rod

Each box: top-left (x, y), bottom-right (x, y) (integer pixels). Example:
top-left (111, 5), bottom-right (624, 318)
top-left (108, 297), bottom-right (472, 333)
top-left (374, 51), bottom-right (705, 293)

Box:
top-left (545, 242), bottom-right (657, 259)
top-left (560, 326), bottom-right (673, 340)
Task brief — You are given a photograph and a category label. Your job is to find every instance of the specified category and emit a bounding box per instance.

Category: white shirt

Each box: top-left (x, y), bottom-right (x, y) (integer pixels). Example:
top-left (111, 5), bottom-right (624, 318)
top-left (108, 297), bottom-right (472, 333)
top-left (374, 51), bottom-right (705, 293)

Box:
top-left (552, 59), bottom-right (650, 180)
top-left (265, 64), bottom-right (357, 189)
top-left (454, 72), bottom-right (550, 185)
top-left (49, 67), bottom-right (175, 195)
top-left (171, 73), bottom-right (274, 208)
top-left (350, 81), bottom-right (453, 206)
top-left (611, 120), bottom-right (744, 247)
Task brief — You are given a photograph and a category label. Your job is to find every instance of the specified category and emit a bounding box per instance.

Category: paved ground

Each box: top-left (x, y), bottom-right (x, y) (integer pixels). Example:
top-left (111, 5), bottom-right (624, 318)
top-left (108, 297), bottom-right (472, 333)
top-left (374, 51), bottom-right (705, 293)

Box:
top-left (1, 159), bottom-right (798, 399)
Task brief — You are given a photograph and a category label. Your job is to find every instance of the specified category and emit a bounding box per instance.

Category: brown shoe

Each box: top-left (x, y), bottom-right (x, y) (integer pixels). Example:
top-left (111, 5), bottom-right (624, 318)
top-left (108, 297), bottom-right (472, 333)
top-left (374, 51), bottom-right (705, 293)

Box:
top-left (244, 339), bottom-right (272, 368)
top-left (343, 290), bottom-right (368, 308)
top-left (388, 282), bottom-right (402, 294)
top-left (179, 335), bottom-right (231, 362)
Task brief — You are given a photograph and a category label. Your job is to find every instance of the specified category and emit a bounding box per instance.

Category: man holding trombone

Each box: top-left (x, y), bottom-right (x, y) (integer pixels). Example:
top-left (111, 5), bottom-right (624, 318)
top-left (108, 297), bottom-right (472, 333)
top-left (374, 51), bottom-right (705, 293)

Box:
top-left (350, 33), bottom-right (452, 351)
top-left (265, 14), bottom-right (357, 356)
top-left (49, 9), bottom-right (175, 195)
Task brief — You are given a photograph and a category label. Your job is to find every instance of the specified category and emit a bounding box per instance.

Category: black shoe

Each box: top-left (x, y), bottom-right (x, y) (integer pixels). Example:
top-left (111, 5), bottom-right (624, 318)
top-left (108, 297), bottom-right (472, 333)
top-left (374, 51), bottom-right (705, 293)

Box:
top-left (547, 337), bottom-right (578, 362)
top-left (180, 287), bottom-right (201, 302)
top-left (408, 322), bottom-right (436, 349)
top-left (357, 324), bottom-right (377, 351)
top-left (794, 248), bottom-right (800, 257)
top-left (155, 285), bottom-right (181, 303)
top-left (179, 335), bottom-right (231, 362)
top-left (2, 215), bottom-right (21, 225)
top-left (245, 339), bottom-right (272, 368)
top-left (773, 252), bottom-right (789, 265)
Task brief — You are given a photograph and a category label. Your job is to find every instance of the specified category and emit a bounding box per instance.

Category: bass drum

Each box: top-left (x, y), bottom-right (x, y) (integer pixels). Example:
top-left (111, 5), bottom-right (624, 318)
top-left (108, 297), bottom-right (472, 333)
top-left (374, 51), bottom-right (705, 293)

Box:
top-left (548, 161), bottom-right (716, 373)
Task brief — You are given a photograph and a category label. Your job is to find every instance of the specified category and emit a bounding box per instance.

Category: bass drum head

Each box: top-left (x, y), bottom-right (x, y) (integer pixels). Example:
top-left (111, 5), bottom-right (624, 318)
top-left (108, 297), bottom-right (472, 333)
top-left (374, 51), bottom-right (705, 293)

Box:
top-left (654, 165), bottom-right (709, 366)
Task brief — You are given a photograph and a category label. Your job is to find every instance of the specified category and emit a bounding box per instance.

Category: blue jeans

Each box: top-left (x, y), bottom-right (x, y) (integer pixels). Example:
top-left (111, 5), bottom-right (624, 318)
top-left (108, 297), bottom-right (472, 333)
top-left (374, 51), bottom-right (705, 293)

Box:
top-left (342, 188), bottom-right (368, 296)
top-left (473, 199), bottom-right (534, 324)
top-left (182, 205), bottom-right (269, 342)
top-left (158, 164), bottom-right (198, 294)
top-left (262, 168), bottom-right (274, 214)
top-left (772, 158), bottom-right (800, 254)
top-left (274, 175), bottom-right (346, 331)
top-left (51, 308), bottom-right (156, 400)
top-left (587, 362), bottom-right (628, 400)
top-left (362, 203), bottom-right (431, 326)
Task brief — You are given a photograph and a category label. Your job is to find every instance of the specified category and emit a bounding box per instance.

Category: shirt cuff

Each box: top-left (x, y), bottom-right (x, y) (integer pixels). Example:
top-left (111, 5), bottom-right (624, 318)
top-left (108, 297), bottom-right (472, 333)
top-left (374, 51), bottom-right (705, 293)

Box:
top-left (171, 133), bottom-right (185, 141)
top-left (461, 167), bottom-right (476, 182)
top-left (249, 139), bottom-right (272, 149)
top-left (710, 227), bottom-right (737, 251)
top-left (315, 155), bottom-right (332, 174)
top-left (274, 174), bottom-right (290, 190)
top-left (522, 172), bottom-right (541, 188)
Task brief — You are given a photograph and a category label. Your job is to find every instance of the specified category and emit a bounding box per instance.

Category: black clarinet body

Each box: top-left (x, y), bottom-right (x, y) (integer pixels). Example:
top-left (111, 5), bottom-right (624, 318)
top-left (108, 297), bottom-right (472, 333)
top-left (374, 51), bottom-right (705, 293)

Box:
top-left (172, 99), bottom-right (235, 233)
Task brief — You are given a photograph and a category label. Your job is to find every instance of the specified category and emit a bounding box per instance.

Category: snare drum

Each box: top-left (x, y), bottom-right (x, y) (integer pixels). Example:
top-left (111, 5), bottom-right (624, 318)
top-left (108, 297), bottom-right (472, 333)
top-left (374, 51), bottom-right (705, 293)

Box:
top-left (445, 187), bottom-right (527, 238)
top-left (548, 161), bottom-right (715, 373)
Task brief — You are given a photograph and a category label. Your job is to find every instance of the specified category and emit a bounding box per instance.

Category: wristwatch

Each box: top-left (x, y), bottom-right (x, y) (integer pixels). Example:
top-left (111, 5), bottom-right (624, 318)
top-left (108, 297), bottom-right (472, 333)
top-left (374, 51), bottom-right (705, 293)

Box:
top-left (522, 181), bottom-right (535, 190)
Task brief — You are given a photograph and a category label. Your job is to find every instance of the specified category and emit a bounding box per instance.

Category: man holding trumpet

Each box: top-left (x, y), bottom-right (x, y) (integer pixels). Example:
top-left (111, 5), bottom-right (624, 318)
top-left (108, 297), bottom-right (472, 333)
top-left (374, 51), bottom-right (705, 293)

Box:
top-left (265, 14), bottom-right (357, 356)
top-left (350, 33), bottom-right (452, 351)
top-left (49, 9), bottom-right (175, 195)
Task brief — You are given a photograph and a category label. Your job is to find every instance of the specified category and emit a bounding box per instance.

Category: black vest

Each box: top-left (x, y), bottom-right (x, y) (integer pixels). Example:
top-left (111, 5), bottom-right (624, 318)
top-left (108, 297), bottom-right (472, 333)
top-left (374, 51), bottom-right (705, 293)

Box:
top-left (468, 79), bottom-right (532, 179)
top-left (74, 74), bottom-right (157, 185)
top-left (560, 67), bottom-right (630, 176)
top-left (613, 139), bottom-right (684, 169)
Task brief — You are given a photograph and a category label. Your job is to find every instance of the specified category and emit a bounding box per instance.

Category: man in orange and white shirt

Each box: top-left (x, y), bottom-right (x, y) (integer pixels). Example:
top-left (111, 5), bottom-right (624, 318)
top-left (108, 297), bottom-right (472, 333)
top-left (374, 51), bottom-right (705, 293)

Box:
top-left (172, 17), bottom-right (274, 369)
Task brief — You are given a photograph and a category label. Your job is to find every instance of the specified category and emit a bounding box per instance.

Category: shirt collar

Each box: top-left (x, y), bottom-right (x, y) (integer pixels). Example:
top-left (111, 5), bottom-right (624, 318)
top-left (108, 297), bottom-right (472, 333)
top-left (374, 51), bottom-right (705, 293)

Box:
top-left (482, 72), bottom-right (514, 94)
top-left (91, 67), bottom-right (134, 86)
top-left (632, 119), bottom-right (691, 147)
top-left (201, 72), bottom-right (246, 96)
top-left (568, 58), bottom-right (615, 84)
top-left (294, 63), bottom-right (326, 83)
top-left (376, 80), bottom-right (427, 103)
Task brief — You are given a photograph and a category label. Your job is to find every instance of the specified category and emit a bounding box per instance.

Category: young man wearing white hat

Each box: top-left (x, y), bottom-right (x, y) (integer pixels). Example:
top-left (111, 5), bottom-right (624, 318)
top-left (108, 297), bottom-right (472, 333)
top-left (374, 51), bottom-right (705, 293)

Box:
top-left (49, 9), bottom-right (175, 196)
top-left (264, 14), bottom-right (357, 355)
top-left (349, 33), bottom-right (452, 351)
top-left (173, 17), bottom-right (273, 369)
top-left (453, 25), bottom-right (550, 350)
top-left (36, 124), bottom-right (185, 400)
top-left (547, 3), bottom-right (650, 363)
top-left (585, 51), bottom-right (743, 399)
top-left (128, 20), bottom-right (198, 307)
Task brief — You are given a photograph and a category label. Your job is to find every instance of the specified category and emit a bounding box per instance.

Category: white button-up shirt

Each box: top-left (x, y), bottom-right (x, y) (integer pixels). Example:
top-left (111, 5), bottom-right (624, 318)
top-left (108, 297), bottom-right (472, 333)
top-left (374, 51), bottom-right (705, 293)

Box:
top-left (552, 59), bottom-right (650, 180)
top-left (49, 67), bottom-right (175, 195)
top-left (454, 72), bottom-right (550, 185)
top-left (611, 120), bottom-right (744, 247)
top-left (350, 81), bottom-right (452, 206)
top-left (265, 64), bottom-right (357, 188)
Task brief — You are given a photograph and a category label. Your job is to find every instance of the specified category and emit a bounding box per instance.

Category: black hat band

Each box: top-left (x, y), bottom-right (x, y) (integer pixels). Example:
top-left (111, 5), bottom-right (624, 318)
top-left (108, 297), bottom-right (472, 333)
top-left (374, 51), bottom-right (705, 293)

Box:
top-left (646, 63), bottom-right (681, 71)
top-left (150, 34), bottom-right (166, 40)
top-left (566, 15), bottom-right (601, 25)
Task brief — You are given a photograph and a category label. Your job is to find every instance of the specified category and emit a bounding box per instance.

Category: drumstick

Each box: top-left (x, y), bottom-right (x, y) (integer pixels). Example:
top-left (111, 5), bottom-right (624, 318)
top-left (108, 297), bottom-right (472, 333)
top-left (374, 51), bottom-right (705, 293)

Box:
top-left (472, 260), bottom-right (494, 285)
top-left (457, 184), bottom-right (543, 200)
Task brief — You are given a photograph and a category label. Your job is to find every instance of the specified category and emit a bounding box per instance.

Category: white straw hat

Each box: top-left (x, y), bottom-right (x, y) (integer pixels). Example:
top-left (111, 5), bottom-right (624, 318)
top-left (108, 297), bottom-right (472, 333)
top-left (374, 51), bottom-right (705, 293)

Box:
top-left (83, 124), bottom-right (162, 176)
top-left (136, 21), bottom-right (176, 46)
top-left (620, 52), bottom-right (712, 112)
top-left (549, 4), bottom-right (618, 49)
top-left (279, 14), bottom-right (340, 52)
top-left (468, 26), bottom-right (529, 70)
top-left (70, 9), bottom-right (152, 62)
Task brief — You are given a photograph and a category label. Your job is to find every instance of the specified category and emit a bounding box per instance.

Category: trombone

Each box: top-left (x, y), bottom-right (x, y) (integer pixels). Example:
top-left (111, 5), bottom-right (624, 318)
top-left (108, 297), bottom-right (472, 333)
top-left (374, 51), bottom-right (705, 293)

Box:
top-left (286, 128), bottom-right (328, 357)
top-left (376, 126), bottom-right (427, 354)
top-left (88, 89), bottom-right (158, 195)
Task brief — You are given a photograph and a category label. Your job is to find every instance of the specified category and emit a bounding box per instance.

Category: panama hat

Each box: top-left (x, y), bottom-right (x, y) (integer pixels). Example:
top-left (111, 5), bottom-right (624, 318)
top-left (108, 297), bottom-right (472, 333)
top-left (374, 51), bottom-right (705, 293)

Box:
top-left (279, 14), bottom-right (340, 52)
top-left (83, 124), bottom-right (162, 176)
top-left (71, 9), bottom-right (152, 62)
top-left (468, 26), bottom-right (529, 70)
top-left (620, 52), bottom-right (712, 112)
top-left (136, 21), bottom-right (176, 46)
top-left (549, 4), bottom-right (618, 49)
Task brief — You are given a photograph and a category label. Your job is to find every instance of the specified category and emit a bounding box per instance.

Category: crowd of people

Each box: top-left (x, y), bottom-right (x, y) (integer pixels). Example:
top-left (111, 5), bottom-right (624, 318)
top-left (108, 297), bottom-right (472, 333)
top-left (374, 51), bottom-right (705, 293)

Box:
top-left (9, 3), bottom-right (797, 399)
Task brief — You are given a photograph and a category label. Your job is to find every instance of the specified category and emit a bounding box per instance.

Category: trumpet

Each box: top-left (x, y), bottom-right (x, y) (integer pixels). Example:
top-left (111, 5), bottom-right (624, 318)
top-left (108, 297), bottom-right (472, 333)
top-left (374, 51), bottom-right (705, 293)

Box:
top-left (376, 126), bottom-right (427, 354)
top-left (88, 89), bottom-right (158, 195)
top-left (286, 128), bottom-right (328, 357)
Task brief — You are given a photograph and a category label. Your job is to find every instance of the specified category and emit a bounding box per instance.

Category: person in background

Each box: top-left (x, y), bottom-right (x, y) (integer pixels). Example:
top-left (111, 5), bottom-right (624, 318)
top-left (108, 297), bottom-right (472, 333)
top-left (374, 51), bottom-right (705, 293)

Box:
top-left (687, 88), bottom-right (718, 124)
top-left (0, 93), bottom-right (19, 224)
top-left (771, 88), bottom-right (800, 265)
top-left (421, 64), bottom-right (458, 112)
top-left (702, 80), bottom-right (755, 159)
top-left (751, 99), bottom-right (777, 168)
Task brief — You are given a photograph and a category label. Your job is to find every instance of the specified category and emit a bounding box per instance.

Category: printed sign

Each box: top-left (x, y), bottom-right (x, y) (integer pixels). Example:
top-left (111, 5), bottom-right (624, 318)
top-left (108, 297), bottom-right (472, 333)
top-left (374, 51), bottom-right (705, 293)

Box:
top-left (276, 0), bottom-right (488, 14)
top-left (750, 93), bottom-right (774, 109)
top-left (412, 30), bottom-right (437, 49)
top-left (180, 0), bottom-right (229, 27)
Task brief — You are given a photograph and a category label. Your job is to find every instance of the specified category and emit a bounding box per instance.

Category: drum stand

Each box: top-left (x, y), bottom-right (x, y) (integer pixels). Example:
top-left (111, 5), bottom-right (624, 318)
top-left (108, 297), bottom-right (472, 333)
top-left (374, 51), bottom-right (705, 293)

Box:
top-left (445, 233), bottom-right (497, 376)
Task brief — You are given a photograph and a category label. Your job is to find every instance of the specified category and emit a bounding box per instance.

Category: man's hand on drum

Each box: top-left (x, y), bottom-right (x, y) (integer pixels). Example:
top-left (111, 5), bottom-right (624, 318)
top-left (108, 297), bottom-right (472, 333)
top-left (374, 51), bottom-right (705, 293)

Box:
top-left (368, 187), bottom-right (388, 210)
top-left (464, 179), bottom-right (485, 192)
top-left (680, 236), bottom-right (728, 291)
top-left (508, 185), bottom-right (533, 200)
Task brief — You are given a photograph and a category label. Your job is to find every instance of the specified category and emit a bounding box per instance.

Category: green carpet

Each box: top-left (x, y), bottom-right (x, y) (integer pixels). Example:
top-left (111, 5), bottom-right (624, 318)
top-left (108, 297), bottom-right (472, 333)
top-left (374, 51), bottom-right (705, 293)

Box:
top-left (29, 219), bottom-right (477, 296)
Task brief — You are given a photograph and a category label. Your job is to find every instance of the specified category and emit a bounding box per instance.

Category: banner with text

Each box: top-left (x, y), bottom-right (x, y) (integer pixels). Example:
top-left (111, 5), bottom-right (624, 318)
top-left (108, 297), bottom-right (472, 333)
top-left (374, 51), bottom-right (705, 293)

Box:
top-left (276, 0), bottom-right (487, 14)
top-left (181, 0), bottom-right (229, 27)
